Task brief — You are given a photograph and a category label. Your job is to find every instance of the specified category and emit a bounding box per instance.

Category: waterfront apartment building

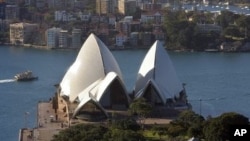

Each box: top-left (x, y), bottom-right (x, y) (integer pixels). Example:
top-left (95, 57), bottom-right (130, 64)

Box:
top-left (58, 30), bottom-right (69, 48)
top-left (116, 16), bottom-right (133, 35)
top-left (9, 22), bottom-right (38, 45)
top-left (71, 28), bottom-right (81, 48)
top-left (141, 32), bottom-right (153, 46)
top-left (115, 33), bottom-right (127, 47)
top-left (129, 32), bottom-right (139, 46)
top-left (46, 27), bottom-right (61, 49)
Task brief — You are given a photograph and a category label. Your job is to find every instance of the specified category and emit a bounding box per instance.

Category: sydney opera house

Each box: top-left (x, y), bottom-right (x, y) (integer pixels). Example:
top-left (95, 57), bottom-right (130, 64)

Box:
top-left (55, 33), bottom-right (189, 122)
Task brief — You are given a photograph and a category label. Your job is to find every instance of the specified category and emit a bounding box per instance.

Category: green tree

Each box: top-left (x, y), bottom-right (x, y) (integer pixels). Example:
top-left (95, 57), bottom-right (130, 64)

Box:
top-left (235, 15), bottom-right (250, 39)
top-left (104, 129), bottom-right (145, 141)
top-left (236, 15), bottom-right (250, 29)
top-left (163, 9), bottom-right (197, 49)
top-left (177, 110), bottom-right (204, 129)
top-left (129, 98), bottom-right (152, 128)
top-left (223, 25), bottom-right (242, 38)
top-left (177, 110), bottom-right (205, 138)
top-left (152, 125), bottom-right (168, 139)
top-left (52, 124), bottom-right (108, 141)
top-left (166, 123), bottom-right (186, 137)
top-left (165, 110), bottom-right (204, 138)
top-left (105, 118), bottom-right (145, 141)
top-left (215, 10), bottom-right (235, 29)
top-left (111, 118), bottom-right (140, 131)
top-left (203, 112), bottom-right (249, 141)
top-left (44, 11), bottom-right (54, 23)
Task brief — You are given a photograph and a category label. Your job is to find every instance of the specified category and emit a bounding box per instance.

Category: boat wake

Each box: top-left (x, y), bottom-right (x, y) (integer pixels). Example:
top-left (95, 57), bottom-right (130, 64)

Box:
top-left (0, 79), bottom-right (16, 83)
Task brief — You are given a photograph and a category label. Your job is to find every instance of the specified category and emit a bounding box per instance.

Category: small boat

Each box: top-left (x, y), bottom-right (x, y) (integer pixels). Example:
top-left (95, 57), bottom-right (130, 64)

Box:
top-left (14, 70), bottom-right (38, 81)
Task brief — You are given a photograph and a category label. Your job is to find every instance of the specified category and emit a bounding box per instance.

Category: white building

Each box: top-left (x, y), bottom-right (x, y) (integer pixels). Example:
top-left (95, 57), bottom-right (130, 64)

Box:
top-left (58, 30), bottom-right (68, 48)
top-left (115, 33), bottom-right (127, 47)
top-left (141, 11), bottom-right (164, 24)
top-left (71, 28), bottom-right (81, 48)
top-left (60, 34), bottom-right (130, 120)
top-left (134, 41), bottom-right (188, 107)
top-left (9, 22), bottom-right (38, 45)
top-left (46, 27), bottom-right (61, 48)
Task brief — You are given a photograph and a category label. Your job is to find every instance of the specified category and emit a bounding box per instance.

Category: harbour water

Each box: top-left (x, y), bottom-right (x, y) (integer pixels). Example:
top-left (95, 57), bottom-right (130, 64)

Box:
top-left (1, 46), bottom-right (250, 140)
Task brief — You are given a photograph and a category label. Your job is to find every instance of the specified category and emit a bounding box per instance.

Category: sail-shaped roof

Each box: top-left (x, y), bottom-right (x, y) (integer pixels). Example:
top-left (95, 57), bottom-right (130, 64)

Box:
top-left (134, 41), bottom-right (183, 101)
top-left (73, 72), bottom-right (129, 118)
top-left (60, 33), bottom-right (123, 102)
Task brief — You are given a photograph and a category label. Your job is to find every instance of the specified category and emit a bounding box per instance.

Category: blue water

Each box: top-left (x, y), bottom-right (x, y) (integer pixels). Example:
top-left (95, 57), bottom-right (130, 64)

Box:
top-left (1, 46), bottom-right (250, 141)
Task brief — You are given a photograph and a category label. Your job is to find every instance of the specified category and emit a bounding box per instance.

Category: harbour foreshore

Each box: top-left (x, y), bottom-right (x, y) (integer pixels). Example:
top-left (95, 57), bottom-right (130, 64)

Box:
top-left (19, 100), bottom-right (69, 141)
top-left (18, 98), bottom-right (174, 141)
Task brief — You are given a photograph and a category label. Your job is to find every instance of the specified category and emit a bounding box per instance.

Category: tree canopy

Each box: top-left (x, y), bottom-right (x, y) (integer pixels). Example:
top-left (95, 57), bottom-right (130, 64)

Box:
top-left (52, 118), bottom-right (145, 141)
top-left (52, 124), bottom-right (108, 141)
top-left (52, 111), bottom-right (249, 141)
top-left (203, 112), bottom-right (249, 141)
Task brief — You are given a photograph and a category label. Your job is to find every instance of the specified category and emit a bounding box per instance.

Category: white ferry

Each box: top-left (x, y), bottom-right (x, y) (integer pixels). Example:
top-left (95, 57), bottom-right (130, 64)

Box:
top-left (14, 71), bottom-right (38, 81)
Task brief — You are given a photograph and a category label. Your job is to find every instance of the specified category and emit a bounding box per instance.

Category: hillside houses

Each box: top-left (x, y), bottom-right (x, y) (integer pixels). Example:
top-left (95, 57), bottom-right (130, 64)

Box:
top-left (1, 0), bottom-right (170, 48)
top-left (3, 0), bottom-right (250, 50)
top-left (51, 9), bottom-right (166, 48)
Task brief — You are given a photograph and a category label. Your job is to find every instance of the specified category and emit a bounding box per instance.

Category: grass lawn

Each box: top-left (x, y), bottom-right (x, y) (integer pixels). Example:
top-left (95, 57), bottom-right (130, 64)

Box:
top-left (143, 130), bottom-right (168, 141)
top-left (142, 129), bottom-right (190, 141)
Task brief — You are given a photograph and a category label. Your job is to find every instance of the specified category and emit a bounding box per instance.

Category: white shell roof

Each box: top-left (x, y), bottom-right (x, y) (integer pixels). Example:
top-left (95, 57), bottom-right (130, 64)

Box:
top-left (134, 41), bottom-right (183, 100)
top-left (72, 72), bottom-right (128, 118)
top-left (60, 33), bottom-right (124, 102)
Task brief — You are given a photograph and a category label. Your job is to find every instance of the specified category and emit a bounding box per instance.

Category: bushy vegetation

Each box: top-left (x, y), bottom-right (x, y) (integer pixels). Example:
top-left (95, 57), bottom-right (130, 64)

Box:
top-left (163, 9), bottom-right (250, 50)
top-left (203, 112), bottom-right (249, 141)
top-left (52, 119), bottom-right (145, 141)
top-left (52, 108), bottom-right (249, 141)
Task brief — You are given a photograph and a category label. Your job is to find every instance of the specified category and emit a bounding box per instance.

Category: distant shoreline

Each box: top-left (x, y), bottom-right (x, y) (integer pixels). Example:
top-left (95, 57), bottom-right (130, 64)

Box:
top-left (1, 43), bottom-right (250, 53)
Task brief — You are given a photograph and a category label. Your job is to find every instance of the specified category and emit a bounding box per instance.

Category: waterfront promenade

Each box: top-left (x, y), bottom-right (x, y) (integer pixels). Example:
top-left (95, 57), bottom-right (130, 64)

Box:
top-left (19, 100), bottom-right (69, 141)
top-left (19, 99), bottom-right (174, 141)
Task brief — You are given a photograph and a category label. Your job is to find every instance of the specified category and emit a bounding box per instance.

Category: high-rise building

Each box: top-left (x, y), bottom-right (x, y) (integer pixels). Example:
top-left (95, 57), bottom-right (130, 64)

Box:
top-left (118, 0), bottom-right (125, 14)
top-left (96, 0), bottom-right (113, 15)
top-left (9, 22), bottom-right (38, 44)
top-left (59, 30), bottom-right (68, 48)
top-left (118, 0), bottom-right (136, 15)
top-left (71, 28), bottom-right (81, 48)
top-left (46, 27), bottom-right (61, 48)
